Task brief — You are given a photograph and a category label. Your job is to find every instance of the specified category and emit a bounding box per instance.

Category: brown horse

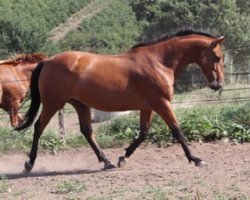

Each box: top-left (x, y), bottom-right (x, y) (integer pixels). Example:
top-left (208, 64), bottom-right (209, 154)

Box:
top-left (16, 29), bottom-right (225, 172)
top-left (0, 53), bottom-right (46, 127)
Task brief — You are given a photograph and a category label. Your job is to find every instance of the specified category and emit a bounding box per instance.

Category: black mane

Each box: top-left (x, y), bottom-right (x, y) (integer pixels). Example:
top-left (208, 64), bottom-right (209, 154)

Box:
top-left (132, 29), bottom-right (216, 49)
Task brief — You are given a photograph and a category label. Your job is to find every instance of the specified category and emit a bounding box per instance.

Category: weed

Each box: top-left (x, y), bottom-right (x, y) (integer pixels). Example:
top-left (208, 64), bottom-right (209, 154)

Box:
top-left (195, 188), bottom-right (204, 200)
top-left (56, 179), bottom-right (85, 194)
top-left (98, 102), bottom-right (250, 145)
top-left (64, 196), bottom-right (81, 200)
top-left (137, 185), bottom-right (169, 200)
top-left (0, 175), bottom-right (9, 193)
top-left (40, 131), bottom-right (66, 153)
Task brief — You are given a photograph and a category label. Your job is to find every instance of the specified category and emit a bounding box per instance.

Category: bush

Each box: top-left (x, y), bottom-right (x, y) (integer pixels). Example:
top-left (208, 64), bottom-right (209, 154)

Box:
top-left (97, 103), bottom-right (250, 146)
top-left (0, 0), bottom-right (91, 57)
top-left (0, 128), bottom-right (86, 155)
top-left (58, 0), bottom-right (141, 54)
top-left (97, 113), bottom-right (140, 148)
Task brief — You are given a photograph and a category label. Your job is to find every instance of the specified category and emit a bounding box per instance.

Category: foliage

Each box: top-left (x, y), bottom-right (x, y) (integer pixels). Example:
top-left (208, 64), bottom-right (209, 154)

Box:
top-left (57, 0), bottom-right (141, 54)
top-left (98, 103), bottom-right (250, 146)
top-left (0, 0), bottom-right (91, 58)
top-left (0, 175), bottom-right (9, 193)
top-left (0, 0), bottom-right (248, 70)
top-left (0, 128), bottom-right (32, 155)
top-left (0, 128), bottom-right (86, 155)
top-left (39, 131), bottom-right (66, 153)
top-left (0, 102), bottom-right (248, 155)
top-left (130, 0), bottom-right (250, 71)
top-left (129, 0), bottom-right (160, 22)
top-left (97, 113), bottom-right (140, 147)
top-left (56, 179), bottom-right (85, 194)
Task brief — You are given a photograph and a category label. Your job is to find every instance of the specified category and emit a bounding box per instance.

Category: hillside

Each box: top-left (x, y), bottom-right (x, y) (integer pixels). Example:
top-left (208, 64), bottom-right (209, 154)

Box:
top-left (0, 0), bottom-right (91, 58)
top-left (48, 0), bottom-right (103, 42)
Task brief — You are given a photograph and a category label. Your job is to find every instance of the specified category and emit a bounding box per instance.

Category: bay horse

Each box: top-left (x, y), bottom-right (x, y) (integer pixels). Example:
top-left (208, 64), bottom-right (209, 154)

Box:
top-left (0, 53), bottom-right (46, 127)
top-left (16, 29), bottom-right (225, 172)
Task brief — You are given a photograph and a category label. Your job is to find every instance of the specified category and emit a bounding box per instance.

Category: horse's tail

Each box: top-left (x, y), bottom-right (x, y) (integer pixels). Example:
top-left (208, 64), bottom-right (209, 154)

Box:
top-left (15, 61), bottom-right (44, 131)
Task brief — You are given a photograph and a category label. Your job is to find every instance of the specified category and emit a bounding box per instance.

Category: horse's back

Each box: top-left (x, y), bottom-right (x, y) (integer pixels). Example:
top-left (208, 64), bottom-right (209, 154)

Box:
top-left (40, 51), bottom-right (150, 111)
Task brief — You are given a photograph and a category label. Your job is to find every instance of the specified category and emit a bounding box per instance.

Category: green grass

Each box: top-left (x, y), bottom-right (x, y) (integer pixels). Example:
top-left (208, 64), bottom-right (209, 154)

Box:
top-left (0, 175), bottom-right (9, 193)
top-left (0, 0), bottom-right (91, 57)
top-left (0, 128), bottom-right (87, 155)
top-left (55, 179), bottom-right (85, 194)
top-left (0, 100), bottom-right (249, 155)
top-left (136, 185), bottom-right (169, 200)
top-left (97, 102), bottom-right (250, 147)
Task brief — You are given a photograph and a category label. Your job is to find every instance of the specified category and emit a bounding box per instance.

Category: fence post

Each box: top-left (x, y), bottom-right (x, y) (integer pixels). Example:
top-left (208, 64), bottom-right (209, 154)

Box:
top-left (248, 66), bottom-right (250, 84)
top-left (230, 64), bottom-right (233, 84)
top-left (248, 72), bottom-right (250, 84)
top-left (58, 109), bottom-right (65, 135)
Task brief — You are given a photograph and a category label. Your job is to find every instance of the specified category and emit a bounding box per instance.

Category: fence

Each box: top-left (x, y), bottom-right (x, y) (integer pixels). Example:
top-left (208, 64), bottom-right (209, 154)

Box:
top-left (0, 72), bottom-right (249, 134)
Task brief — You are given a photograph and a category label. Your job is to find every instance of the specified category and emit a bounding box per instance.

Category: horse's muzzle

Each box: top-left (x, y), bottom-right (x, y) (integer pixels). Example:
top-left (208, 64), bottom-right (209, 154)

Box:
top-left (209, 81), bottom-right (223, 91)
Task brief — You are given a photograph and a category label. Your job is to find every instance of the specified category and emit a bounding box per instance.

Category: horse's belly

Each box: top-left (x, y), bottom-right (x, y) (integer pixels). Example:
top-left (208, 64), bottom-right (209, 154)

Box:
top-left (72, 89), bottom-right (147, 111)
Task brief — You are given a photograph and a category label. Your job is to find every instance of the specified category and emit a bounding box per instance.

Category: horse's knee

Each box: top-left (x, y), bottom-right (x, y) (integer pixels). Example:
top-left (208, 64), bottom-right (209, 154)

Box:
top-left (10, 114), bottom-right (19, 128)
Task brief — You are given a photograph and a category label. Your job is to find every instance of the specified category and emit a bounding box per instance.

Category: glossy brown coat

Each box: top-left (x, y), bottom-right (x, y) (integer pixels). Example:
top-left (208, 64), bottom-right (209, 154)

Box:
top-left (16, 30), bottom-right (225, 171)
top-left (0, 54), bottom-right (46, 127)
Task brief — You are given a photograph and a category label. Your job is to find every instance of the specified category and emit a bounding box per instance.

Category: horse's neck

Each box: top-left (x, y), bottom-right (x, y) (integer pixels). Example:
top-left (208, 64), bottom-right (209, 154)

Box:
top-left (158, 38), bottom-right (202, 78)
top-left (19, 63), bottom-right (37, 78)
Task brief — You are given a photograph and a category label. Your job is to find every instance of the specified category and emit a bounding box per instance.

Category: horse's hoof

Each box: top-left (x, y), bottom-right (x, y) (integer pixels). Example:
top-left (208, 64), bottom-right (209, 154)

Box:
top-left (24, 161), bottom-right (33, 173)
top-left (104, 163), bottom-right (116, 170)
top-left (195, 160), bottom-right (206, 167)
top-left (118, 156), bottom-right (127, 168)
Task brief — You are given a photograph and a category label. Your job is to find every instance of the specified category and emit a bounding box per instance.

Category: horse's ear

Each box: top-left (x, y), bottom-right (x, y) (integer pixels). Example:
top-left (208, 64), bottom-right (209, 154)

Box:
top-left (210, 36), bottom-right (225, 48)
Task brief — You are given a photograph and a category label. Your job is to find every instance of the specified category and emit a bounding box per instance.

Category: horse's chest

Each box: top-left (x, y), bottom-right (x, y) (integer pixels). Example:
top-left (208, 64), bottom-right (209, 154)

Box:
top-left (146, 69), bottom-right (174, 100)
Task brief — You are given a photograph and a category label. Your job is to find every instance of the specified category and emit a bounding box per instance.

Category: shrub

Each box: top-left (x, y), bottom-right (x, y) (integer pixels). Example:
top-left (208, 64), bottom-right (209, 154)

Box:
top-left (97, 103), bottom-right (250, 145)
top-left (0, 0), bottom-right (91, 57)
top-left (58, 0), bottom-right (141, 54)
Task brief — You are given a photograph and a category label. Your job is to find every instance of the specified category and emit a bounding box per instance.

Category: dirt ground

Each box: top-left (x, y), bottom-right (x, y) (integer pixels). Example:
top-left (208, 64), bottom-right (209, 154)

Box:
top-left (0, 142), bottom-right (249, 200)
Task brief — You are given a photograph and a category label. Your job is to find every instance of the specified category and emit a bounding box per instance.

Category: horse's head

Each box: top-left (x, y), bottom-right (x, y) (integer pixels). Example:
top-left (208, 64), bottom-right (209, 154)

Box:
top-left (197, 36), bottom-right (225, 91)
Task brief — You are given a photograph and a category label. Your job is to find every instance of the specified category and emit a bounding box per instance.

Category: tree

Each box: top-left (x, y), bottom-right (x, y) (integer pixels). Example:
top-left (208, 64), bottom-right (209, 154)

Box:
top-left (131, 0), bottom-right (249, 71)
top-left (129, 0), bottom-right (160, 22)
top-left (58, 0), bottom-right (141, 54)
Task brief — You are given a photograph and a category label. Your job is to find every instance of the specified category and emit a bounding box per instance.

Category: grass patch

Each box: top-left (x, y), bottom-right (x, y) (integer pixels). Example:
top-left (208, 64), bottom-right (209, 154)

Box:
top-left (212, 187), bottom-right (248, 200)
top-left (137, 185), bottom-right (169, 200)
top-left (97, 102), bottom-right (250, 146)
top-left (55, 179), bottom-right (85, 194)
top-left (0, 128), bottom-right (86, 155)
top-left (0, 102), bottom-right (249, 155)
top-left (0, 175), bottom-right (9, 193)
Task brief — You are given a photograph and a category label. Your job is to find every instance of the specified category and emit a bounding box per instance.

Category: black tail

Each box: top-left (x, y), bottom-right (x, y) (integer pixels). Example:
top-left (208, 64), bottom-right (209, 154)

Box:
top-left (15, 61), bottom-right (44, 131)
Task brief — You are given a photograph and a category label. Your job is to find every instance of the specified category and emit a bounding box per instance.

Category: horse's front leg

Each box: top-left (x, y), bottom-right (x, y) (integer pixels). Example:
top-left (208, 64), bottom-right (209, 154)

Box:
top-left (9, 112), bottom-right (19, 128)
top-left (152, 99), bottom-right (204, 166)
top-left (6, 100), bottom-right (21, 128)
top-left (118, 110), bottom-right (153, 168)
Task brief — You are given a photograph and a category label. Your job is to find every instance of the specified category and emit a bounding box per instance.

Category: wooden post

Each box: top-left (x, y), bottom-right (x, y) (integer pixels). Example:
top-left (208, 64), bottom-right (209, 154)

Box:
top-left (248, 65), bottom-right (250, 84)
top-left (191, 74), bottom-right (195, 88)
top-left (230, 64), bottom-right (233, 84)
top-left (58, 109), bottom-right (65, 135)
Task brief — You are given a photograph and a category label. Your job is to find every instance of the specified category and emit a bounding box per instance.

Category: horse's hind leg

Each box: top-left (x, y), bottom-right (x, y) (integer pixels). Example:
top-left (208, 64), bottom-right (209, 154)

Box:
top-left (118, 109), bottom-right (153, 168)
top-left (69, 99), bottom-right (116, 170)
top-left (25, 107), bottom-right (58, 172)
